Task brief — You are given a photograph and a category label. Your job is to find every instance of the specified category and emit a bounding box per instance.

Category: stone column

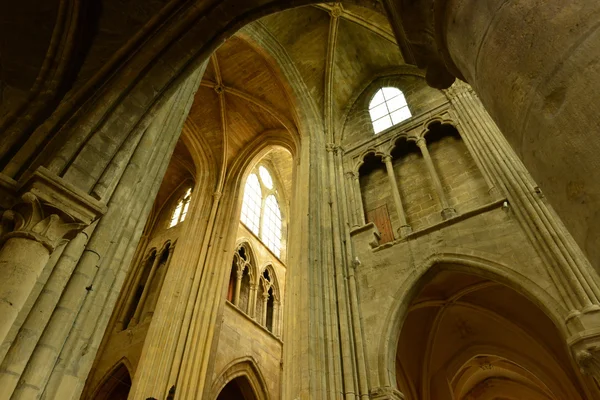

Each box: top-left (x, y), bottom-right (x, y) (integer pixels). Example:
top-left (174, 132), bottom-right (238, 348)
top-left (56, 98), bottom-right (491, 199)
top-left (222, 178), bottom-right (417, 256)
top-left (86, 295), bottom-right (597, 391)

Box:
top-left (129, 251), bottom-right (162, 327)
top-left (273, 300), bottom-right (281, 337)
top-left (352, 172), bottom-right (366, 226)
top-left (0, 169), bottom-right (104, 346)
top-left (248, 283), bottom-right (258, 318)
top-left (233, 263), bottom-right (243, 306)
top-left (415, 138), bottom-right (456, 219)
top-left (387, 0), bottom-right (600, 274)
top-left (382, 155), bottom-right (411, 237)
top-left (443, 81), bottom-right (600, 386)
top-left (261, 291), bottom-right (269, 327)
top-left (344, 171), bottom-right (359, 227)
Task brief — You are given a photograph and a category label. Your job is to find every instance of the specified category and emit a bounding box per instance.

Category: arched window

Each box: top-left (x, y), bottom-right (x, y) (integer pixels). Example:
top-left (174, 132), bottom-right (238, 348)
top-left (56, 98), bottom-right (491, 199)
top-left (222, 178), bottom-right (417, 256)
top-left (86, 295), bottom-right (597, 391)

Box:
top-left (240, 165), bottom-right (283, 257)
top-left (240, 174), bottom-right (262, 234)
top-left (256, 267), bottom-right (279, 335)
top-left (227, 244), bottom-right (254, 315)
top-left (369, 87), bottom-right (411, 134)
top-left (169, 188), bottom-right (192, 228)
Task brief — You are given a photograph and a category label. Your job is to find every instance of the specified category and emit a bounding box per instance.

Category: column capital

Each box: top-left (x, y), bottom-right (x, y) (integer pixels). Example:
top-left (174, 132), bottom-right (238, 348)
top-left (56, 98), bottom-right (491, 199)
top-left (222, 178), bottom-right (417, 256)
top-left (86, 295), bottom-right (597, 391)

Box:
top-left (381, 154), bottom-right (393, 163)
top-left (326, 143), bottom-right (343, 155)
top-left (443, 80), bottom-right (475, 99)
top-left (1, 167), bottom-right (105, 251)
top-left (370, 386), bottom-right (405, 400)
top-left (415, 137), bottom-right (427, 148)
top-left (2, 170), bottom-right (106, 251)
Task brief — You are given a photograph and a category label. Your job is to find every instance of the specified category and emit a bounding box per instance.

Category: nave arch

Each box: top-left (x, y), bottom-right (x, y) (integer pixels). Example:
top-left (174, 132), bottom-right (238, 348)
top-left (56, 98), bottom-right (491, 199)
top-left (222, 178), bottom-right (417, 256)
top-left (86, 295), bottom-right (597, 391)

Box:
top-left (376, 254), bottom-right (598, 400)
top-left (210, 357), bottom-right (270, 400)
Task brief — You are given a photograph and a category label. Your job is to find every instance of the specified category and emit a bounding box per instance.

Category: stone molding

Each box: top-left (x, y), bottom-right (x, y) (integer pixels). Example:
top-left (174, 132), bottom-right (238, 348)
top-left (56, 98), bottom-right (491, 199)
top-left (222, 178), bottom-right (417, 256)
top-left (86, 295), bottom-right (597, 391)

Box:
top-left (0, 167), bottom-right (106, 250)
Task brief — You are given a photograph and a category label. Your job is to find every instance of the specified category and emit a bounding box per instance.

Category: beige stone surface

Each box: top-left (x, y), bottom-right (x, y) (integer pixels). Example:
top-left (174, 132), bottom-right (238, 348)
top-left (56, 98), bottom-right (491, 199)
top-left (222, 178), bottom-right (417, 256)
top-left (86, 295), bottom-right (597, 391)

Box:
top-left (1, 2), bottom-right (600, 400)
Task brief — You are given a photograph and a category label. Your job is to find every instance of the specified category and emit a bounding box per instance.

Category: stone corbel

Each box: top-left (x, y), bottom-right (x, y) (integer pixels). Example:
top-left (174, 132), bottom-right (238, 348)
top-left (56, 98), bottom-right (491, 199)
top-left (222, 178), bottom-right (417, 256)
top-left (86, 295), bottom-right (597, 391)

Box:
top-left (351, 222), bottom-right (381, 249)
top-left (0, 167), bottom-right (106, 250)
top-left (370, 386), bottom-right (405, 400)
top-left (570, 329), bottom-right (600, 382)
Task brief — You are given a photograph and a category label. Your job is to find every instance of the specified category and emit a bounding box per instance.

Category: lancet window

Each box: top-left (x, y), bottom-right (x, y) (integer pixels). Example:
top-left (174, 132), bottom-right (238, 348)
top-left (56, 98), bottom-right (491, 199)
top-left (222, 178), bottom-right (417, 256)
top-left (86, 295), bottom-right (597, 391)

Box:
top-left (369, 87), bottom-right (412, 134)
top-left (240, 165), bottom-right (283, 257)
top-left (227, 244), bottom-right (254, 315)
top-left (169, 188), bottom-right (192, 228)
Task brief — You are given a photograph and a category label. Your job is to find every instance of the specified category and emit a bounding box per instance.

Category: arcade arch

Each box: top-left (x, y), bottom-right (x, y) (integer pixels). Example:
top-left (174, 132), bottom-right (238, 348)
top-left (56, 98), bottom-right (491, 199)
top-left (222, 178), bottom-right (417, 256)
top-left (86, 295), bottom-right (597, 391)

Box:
top-left (393, 269), bottom-right (593, 400)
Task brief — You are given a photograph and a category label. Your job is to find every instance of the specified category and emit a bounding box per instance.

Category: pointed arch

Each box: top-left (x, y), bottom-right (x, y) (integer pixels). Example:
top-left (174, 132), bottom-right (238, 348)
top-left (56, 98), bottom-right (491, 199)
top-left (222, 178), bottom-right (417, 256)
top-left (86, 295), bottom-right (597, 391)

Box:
top-left (210, 357), bottom-right (270, 400)
top-left (90, 358), bottom-right (133, 400)
top-left (377, 249), bottom-right (570, 391)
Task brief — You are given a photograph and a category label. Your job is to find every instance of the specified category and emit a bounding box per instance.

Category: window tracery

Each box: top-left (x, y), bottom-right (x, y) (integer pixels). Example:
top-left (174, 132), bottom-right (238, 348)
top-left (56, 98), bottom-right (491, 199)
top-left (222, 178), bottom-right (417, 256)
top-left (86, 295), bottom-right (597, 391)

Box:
top-left (240, 165), bottom-right (283, 257)
top-left (369, 87), bottom-right (411, 134)
top-left (169, 188), bottom-right (192, 228)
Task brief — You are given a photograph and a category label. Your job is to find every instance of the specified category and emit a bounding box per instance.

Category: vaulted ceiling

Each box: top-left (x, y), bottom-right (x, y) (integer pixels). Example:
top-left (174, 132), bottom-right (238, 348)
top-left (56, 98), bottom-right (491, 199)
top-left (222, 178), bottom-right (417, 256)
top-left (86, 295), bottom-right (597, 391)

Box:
top-left (180, 3), bottom-right (404, 183)
top-left (396, 270), bottom-right (587, 400)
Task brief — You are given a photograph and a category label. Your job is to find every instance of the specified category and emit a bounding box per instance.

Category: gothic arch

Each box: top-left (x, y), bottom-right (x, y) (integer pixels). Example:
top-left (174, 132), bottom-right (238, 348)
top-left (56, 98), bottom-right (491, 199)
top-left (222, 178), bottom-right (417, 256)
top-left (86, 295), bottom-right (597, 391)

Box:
top-left (89, 358), bottom-right (133, 400)
top-left (210, 357), bottom-right (270, 400)
top-left (377, 249), bottom-right (570, 390)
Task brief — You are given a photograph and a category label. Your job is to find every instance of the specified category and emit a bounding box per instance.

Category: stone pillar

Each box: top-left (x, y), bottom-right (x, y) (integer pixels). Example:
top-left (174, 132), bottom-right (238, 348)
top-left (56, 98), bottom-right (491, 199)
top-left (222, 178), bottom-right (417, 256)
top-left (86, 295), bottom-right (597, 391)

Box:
top-left (382, 155), bottom-right (411, 237)
top-left (233, 263), bottom-right (243, 306)
top-left (352, 172), bottom-right (366, 226)
top-left (0, 169), bottom-right (104, 347)
top-left (273, 300), bottom-right (281, 337)
top-left (442, 81), bottom-right (600, 387)
top-left (387, 0), bottom-right (600, 273)
top-left (261, 291), bottom-right (269, 327)
top-left (248, 283), bottom-right (258, 318)
top-left (415, 138), bottom-right (456, 219)
top-left (345, 171), bottom-right (359, 227)
top-left (129, 250), bottom-right (162, 327)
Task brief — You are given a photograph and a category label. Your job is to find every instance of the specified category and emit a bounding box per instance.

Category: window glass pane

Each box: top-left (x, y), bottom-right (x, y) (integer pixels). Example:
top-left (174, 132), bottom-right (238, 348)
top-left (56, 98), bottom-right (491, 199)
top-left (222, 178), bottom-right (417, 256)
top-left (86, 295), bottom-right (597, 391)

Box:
top-left (369, 87), bottom-right (411, 134)
top-left (385, 94), bottom-right (408, 113)
top-left (259, 166), bottom-right (273, 189)
top-left (181, 200), bottom-right (190, 222)
top-left (240, 174), bottom-right (262, 235)
top-left (390, 106), bottom-right (412, 125)
top-left (262, 195), bottom-right (282, 257)
top-left (369, 91), bottom-right (385, 108)
top-left (373, 116), bottom-right (393, 134)
top-left (382, 87), bottom-right (401, 100)
top-left (170, 203), bottom-right (182, 227)
top-left (369, 103), bottom-right (388, 121)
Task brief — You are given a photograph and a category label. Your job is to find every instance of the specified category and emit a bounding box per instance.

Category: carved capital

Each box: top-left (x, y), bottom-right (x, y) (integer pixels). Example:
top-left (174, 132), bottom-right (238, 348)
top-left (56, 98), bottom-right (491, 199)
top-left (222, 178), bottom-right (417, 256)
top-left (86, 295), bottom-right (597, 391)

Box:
top-left (1, 193), bottom-right (86, 251)
top-left (0, 167), bottom-right (106, 251)
top-left (443, 80), bottom-right (475, 100)
top-left (370, 386), bottom-right (405, 400)
top-left (326, 143), bottom-right (342, 155)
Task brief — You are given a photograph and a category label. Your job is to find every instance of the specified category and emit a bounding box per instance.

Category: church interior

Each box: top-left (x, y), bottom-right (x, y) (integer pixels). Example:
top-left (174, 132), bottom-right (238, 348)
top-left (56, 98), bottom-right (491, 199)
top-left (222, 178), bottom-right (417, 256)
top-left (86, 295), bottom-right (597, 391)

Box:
top-left (1, 1), bottom-right (600, 399)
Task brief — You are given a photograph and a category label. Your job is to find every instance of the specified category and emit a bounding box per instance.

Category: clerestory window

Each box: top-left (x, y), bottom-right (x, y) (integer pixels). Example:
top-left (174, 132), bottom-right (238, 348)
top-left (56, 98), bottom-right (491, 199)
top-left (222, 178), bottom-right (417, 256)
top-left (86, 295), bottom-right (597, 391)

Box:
top-left (240, 165), bottom-right (282, 257)
top-left (369, 87), bottom-right (412, 134)
top-left (169, 188), bottom-right (192, 228)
